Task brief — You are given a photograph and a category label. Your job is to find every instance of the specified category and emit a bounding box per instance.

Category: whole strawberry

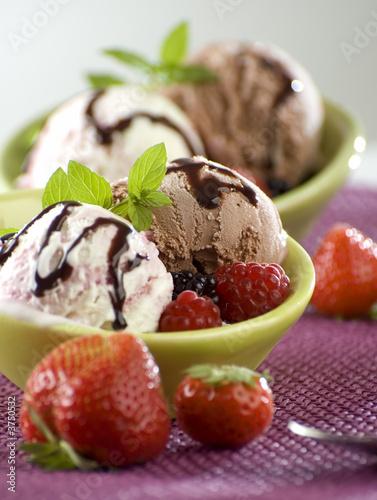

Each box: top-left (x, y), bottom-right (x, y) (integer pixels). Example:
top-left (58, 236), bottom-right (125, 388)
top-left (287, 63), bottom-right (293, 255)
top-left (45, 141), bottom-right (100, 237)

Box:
top-left (20, 333), bottom-right (170, 469)
top-left (174, 364), bottom-right (273, 448)
top-left (311, 223), bottom-right (377, 317)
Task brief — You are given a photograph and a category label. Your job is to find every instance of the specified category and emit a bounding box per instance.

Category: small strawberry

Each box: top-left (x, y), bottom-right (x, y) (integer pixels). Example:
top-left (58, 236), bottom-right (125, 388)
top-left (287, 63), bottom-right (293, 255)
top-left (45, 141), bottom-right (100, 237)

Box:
top-left (174, 364), bottom-right (274, 448)
top-left (20, 333), bottom-right (170, 469)
top-left (311, 223), bottom-right (377, 317)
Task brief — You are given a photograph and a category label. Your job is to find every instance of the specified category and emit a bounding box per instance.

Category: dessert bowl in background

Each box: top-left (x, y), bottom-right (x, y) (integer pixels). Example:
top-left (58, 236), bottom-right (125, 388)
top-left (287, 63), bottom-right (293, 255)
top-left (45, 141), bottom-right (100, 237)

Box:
top-left (0, 185), bottom-right (315, 405)
top-left (0, 99), bottom-right (363, 241)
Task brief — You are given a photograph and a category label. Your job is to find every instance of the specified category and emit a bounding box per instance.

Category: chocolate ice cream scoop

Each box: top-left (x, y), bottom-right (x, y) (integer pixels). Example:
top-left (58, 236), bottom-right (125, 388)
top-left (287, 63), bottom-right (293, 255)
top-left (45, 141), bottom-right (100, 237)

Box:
top-left (162, 40), bottom-right (324, 192)
top-left (147, 156), bottom-right (288, 274)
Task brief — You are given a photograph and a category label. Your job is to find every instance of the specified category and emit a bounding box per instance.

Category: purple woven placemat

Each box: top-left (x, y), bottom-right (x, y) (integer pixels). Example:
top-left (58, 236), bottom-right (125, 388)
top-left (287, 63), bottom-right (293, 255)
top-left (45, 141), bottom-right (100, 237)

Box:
top-left (1, 186), bottom-right (377, 500)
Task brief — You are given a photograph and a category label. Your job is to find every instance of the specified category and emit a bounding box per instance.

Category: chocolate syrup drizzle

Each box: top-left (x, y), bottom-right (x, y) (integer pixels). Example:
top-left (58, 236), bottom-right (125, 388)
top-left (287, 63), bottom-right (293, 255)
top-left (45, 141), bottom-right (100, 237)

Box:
top-left (0, 201), bottom-right (145, 330)
top-left (168, 157), bottom-right (258, 208)
top-left (85, 90), bottom-right (197, 155)
top-left (257, 56), bottom-right (295, 172)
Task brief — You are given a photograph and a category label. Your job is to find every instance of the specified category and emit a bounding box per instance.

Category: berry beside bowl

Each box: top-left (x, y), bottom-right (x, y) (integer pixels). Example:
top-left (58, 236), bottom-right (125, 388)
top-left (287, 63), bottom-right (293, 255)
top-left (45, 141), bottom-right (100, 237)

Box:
top-left (0, 189), bottom-right (315, 407)
top-left (0, 100), bottom-right (364, 241)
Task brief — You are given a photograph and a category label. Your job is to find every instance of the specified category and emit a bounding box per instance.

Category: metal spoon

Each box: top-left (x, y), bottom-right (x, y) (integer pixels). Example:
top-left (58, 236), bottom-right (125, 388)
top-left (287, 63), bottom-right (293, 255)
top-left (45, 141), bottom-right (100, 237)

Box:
top-left (288, 420), bottom-right (377, 454)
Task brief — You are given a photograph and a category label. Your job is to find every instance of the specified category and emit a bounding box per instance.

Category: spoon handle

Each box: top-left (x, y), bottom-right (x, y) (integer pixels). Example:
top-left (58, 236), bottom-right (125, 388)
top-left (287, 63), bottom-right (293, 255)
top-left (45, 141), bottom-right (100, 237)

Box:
top-left (288, 421), bottom-right (377, 454)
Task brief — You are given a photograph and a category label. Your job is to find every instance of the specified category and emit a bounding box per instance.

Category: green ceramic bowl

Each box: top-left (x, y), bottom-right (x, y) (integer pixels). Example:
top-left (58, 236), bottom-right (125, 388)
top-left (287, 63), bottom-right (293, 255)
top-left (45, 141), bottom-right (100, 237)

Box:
top-left (0, 100), bottom-right (363, 241)
top-left (0, 189), bottom-right (315, 406)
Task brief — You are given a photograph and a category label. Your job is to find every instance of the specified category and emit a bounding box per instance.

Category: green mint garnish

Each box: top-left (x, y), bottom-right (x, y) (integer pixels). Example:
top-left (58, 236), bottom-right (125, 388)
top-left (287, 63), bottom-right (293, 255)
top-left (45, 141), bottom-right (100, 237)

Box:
top-left (102, 49), bottom-right (155, 73)
top-left (127, 142), bottom-right (168, 195)
top-left (110, 143), bottom-right (171, 231)
top-left (0, 228), bottom-right (18, 238)
top-left (86, 73), bottom-right (125, 89)
top-left (42, 167), bottom-right (73, 208)
top-left (160, 22), bottom-right (188, 65)
top-left (42, 162), bottom-right (113, 210)
top-left (87, 22), bottom-right (217, 89)
top-left (41, 143), bottom-right (171, 232)
top-left (67, 161), bottom-right (113, 209)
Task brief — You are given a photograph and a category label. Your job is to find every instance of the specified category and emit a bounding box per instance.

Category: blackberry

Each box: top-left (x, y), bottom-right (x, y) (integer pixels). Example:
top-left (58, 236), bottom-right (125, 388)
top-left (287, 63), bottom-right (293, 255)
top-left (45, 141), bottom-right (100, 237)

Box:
top-left (171, 270), bottom-right (219, 305)
top-left (266, 178), bottom-right (291, 197)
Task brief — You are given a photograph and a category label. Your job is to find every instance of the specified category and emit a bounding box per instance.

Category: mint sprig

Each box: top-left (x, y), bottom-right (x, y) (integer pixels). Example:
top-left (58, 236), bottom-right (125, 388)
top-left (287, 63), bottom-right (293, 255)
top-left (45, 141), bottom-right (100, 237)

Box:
top-left (42, 161), bottom-right (113, 210)
top-left (0, 228), bottom-right (18, 238)
top-left (86, 22), bottom-right (217, 89)
top-left (86, 73), bottom-right (125, 89)
top-left (160, 21), bottom-right (188, 65)
top-left (42, 143), bottom-right (171, 232)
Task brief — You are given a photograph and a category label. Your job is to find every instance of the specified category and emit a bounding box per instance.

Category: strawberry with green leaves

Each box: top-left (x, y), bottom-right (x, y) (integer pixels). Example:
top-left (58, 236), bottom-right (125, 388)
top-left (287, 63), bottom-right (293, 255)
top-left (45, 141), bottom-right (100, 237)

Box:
top-left (20, 333), bottom-right (170, 470)
top-left (311, 223), bottom-right (377, 317)
top-left (174, 364), bottom-right (274, 448)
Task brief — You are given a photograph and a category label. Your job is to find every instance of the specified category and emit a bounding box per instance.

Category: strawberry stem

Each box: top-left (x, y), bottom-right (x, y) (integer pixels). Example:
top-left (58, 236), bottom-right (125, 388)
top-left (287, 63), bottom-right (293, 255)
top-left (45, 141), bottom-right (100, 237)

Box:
top-left (184, 364), bottom-right (273, 386)
top-left (20, 404), bottom-right (99, 471)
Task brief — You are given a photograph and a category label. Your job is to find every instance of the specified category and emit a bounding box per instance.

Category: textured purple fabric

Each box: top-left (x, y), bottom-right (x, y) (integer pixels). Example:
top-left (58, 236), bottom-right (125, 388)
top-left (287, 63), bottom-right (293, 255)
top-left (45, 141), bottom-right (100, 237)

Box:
top-left (1, 187), bottom-right (377, 500)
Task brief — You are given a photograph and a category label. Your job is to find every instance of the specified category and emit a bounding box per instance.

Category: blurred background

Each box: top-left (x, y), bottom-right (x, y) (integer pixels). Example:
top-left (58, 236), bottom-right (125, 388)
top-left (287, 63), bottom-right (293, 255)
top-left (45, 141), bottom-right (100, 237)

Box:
top-left (1, 0), bottom-right (376, 189)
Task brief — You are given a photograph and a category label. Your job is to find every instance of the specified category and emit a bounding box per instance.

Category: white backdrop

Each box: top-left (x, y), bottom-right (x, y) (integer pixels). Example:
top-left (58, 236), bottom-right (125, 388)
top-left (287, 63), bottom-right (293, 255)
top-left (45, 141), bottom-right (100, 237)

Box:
top-left (1, 0), bottom-right (376, 186)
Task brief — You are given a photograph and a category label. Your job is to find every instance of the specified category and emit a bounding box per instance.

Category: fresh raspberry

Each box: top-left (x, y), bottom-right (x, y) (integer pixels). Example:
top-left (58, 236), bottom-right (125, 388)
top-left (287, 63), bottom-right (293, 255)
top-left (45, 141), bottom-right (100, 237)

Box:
top-left (214, 262), bottom-right (290, 323)
top-left (159, 290), bottom-right (222, 332)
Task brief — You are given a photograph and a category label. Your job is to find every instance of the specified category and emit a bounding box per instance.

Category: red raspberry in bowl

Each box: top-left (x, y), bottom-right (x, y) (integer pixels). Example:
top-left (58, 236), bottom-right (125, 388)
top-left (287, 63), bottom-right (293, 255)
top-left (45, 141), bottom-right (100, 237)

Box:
top-left (214, 262), bottom-right (290, 323)
top-left (159, 290), bottom-right (222, 332)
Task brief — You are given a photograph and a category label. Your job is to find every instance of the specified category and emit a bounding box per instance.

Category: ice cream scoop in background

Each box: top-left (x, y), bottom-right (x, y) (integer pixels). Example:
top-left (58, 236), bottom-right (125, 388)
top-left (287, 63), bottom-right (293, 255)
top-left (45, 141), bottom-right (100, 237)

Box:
top-left (162, 40), bottom-right (325, 194)
top-left (112, 156), bottom-right (288, 274)
top-left (0, 201), bottom-right (173, 332)
top-left (18, 85), bottom-right (205, 189)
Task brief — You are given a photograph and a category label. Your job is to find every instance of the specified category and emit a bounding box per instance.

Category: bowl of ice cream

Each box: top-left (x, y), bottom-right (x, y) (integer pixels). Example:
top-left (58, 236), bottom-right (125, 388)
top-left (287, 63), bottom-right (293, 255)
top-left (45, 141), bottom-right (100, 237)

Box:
top-left (0, 158), bottom-right (315, 407)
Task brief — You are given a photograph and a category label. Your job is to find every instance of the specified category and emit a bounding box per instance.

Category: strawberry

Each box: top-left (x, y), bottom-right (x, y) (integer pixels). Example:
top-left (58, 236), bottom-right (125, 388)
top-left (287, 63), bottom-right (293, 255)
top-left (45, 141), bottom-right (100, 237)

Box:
top-left (173, 364), bottom-right (273, 448)
top-left (20, 333), bottom-right (170, 469)
top-left (311, 223), bottom-right (377, 317)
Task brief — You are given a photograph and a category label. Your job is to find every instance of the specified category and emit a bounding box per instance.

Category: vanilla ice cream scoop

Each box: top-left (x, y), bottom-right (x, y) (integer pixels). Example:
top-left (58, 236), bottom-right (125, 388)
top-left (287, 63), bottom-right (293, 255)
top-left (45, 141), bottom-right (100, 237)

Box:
top-left (18, 85), bottom-right (205, 189)
top-left (0, 202), bottom-right (173, 332)
top-left (145, 156), bottom-right (287, 273)
top-left (162, 40), bottom-right (324, 192)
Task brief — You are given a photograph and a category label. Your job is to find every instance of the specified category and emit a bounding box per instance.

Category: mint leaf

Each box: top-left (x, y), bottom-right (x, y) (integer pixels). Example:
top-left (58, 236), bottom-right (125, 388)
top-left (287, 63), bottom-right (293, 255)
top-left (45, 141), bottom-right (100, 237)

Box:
top-left (0, 228), bottom-right (18, 237)
top-left (67, 161), bottom-right (113, 209)
top-left (141, 190), bottom-right (172, 207)
top-left (103, 49), bottom-right (154, 73)
top-left (41, 146), bottom-right (171, 233)
top-left (110, 198), bottom-right (130, 218)
top-left (154, 63), bottom-right (218, 85)
top-left (176, 64), bottom-right (218, 83)
top-left (100, 23), bottom-right (218, 87)
top-left (110, 144), bottom-right (171, 230)
top-left (42, 167), bottom-right (73, 209)
top-left (128, 201), bottom-right (153, 232)
top-left (160, 22), bottom-right (188, 65)
top-left (86, 73), bottom-right (125, 89)
top-left (127, 143), bottom-right (167, 196)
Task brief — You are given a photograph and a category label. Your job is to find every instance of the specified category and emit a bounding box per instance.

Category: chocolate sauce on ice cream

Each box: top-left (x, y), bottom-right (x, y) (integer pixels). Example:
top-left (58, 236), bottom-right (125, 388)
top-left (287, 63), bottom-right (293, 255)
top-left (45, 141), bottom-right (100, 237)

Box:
top-left (168, 157), bottom-right (258, 208)
top-left (0, 201), bottom-right (146, 330)
top-left (86, 90), bottom-right (197, 154)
